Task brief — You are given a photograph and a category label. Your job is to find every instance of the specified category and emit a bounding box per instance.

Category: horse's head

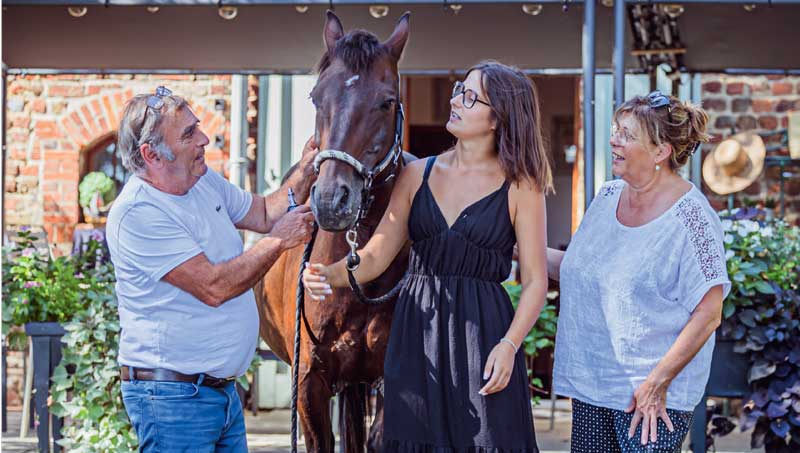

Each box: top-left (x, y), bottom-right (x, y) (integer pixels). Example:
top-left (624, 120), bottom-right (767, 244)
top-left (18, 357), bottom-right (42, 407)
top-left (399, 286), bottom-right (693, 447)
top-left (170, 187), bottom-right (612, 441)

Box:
top-left (310, 11), bottom-right (410, 232)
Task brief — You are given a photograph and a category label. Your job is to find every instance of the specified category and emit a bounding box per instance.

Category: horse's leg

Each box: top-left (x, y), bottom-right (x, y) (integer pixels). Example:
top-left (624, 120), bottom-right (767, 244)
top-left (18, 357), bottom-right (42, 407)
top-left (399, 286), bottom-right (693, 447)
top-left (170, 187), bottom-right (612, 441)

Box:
top-left (367, 388), bottom-right (384, 453)
top-left (298, 370), bottom-right (335, 453)
top-left (339, 384), bottom-right (368, 453)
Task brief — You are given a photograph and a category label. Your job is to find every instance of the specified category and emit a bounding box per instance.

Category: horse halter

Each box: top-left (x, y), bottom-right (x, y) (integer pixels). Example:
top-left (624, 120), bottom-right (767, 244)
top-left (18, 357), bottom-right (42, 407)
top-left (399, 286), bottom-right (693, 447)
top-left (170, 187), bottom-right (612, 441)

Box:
top-left (312, 102), bottom-right (405, 272)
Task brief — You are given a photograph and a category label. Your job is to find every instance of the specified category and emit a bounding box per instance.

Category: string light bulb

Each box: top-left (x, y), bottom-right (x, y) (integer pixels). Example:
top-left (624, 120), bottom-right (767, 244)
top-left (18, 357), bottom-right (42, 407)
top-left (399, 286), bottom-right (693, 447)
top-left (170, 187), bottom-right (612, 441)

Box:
top-left (369, 5), bottom-right (390, 19)
top-left (146, 6), bottom-right (160, 13)
top-left (218, 6), bottom-right (238, 20)
top-left (295, 5), bottom-right (309, 13)
top-left (522, 4), bottom-right (544, 16)
top-left (67, 6), bottom-right (87, 17)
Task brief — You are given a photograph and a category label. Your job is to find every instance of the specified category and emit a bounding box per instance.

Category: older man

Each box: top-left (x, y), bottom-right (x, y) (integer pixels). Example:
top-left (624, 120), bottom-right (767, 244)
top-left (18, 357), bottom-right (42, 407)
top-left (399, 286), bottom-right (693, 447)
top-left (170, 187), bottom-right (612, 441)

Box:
top-left (107, 86), bottom-right (316, 452)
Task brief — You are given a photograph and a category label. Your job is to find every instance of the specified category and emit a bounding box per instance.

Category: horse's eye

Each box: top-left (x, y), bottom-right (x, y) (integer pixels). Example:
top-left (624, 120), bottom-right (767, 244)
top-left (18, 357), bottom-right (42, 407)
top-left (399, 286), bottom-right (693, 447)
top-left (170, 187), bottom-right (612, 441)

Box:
top-left (380, 99), bottom-right (395, 111)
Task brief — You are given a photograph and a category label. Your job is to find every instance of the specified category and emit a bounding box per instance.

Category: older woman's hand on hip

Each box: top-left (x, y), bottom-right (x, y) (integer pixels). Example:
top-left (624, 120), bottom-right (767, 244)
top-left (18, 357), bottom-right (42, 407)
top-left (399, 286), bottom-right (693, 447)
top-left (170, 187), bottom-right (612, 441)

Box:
top-left (626, 378), bottom-right (675, 445)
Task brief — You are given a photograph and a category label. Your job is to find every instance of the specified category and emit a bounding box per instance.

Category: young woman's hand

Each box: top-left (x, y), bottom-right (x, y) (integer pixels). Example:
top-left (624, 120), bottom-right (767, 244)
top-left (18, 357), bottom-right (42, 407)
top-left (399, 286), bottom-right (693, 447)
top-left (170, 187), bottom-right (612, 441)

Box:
top-left (479, 341), bottom-right (517, 396)
top-left (302, 263), bottom-right (333, 301)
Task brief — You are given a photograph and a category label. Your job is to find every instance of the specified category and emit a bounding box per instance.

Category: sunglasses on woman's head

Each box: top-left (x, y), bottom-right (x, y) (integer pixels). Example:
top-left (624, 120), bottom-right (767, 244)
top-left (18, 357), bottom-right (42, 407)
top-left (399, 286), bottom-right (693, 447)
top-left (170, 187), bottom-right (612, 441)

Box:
top-left (647, 90), bottom-right (674, 123)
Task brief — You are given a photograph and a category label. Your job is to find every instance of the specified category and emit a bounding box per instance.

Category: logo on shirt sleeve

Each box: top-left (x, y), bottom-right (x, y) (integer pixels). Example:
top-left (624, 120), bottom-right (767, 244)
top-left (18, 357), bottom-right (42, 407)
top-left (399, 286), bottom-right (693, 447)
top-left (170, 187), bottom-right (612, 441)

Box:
top-left (215, 205), bottom-right (221, 212)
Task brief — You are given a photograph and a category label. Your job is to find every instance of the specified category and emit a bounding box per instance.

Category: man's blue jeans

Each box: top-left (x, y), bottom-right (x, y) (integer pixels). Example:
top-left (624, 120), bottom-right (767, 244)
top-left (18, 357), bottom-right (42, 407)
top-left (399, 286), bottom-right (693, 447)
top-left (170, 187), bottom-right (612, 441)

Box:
top-left (121, 375), bottom-right (247, 453)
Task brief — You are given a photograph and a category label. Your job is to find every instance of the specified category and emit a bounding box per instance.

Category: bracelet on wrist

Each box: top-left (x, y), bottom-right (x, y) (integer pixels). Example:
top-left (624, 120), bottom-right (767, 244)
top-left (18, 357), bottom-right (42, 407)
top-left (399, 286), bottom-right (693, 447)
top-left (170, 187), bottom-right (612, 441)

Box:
top-left (499, 337), bottom-right (518, 354)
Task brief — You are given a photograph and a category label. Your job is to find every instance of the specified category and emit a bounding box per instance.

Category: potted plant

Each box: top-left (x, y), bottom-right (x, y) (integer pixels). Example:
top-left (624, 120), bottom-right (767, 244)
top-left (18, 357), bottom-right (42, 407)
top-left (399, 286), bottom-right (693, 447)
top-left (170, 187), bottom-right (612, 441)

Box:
top-left (78, 171), bottom-right (116, 224)
top-left (707, 208), bottom-right (800, 452)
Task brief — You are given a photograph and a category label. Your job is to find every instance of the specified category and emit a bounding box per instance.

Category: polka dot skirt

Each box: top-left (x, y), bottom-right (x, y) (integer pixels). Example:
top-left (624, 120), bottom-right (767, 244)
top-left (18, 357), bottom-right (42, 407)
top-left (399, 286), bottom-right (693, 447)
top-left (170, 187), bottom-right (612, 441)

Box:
top-left (571, 399), bottom-right (693, 453)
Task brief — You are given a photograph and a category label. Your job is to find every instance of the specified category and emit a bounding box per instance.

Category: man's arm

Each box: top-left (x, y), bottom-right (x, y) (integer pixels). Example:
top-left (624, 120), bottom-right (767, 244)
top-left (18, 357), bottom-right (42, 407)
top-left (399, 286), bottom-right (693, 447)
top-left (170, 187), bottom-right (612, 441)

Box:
top-left (163, 206), bottom-right (315, 307)
top-left (237, 137), bottom-right (318, 233)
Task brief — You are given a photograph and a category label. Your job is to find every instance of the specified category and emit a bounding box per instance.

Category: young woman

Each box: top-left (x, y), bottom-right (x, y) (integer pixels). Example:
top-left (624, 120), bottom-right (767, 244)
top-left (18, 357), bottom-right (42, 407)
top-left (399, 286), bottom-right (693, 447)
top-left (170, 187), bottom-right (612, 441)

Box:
top-left (303, 60), bottom-right (552, 452)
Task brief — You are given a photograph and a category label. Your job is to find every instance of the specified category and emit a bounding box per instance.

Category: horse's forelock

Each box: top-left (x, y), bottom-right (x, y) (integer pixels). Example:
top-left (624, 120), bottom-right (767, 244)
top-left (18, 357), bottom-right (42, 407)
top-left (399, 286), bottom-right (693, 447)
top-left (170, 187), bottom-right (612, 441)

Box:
top-left (316, 30), bottom-right (388, 75)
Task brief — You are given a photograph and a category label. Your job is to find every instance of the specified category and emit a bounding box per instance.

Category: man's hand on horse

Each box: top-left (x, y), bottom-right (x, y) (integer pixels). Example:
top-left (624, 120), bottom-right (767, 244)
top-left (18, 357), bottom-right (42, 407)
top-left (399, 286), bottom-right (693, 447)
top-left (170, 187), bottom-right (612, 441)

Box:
top-left (299, 135), bottom-right (320, 179)
top-left (303, 263), bottom-right (333, 301)
top-left (269, 205), bottom-right (316, 251)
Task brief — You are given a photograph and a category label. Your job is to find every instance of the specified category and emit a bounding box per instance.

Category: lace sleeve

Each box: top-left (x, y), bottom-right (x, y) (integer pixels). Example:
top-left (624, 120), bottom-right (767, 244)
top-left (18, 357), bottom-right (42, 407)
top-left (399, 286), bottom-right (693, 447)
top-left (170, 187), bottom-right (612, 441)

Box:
top-left (675, 197), bottom-right (731, 311)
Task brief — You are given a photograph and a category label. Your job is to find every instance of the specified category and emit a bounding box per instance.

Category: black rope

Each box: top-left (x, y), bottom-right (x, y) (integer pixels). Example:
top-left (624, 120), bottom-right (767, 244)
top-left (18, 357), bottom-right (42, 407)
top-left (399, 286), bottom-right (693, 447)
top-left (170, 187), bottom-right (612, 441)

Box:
top-left (347, 270), bottom-right (408, 305)
top-left (291, 223), bottom-right (319, 453)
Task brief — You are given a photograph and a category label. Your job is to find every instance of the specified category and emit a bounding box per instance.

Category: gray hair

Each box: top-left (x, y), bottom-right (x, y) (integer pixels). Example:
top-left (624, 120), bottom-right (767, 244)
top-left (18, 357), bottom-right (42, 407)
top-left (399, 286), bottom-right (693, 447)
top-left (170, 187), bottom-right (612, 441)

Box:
top-left (117, 93), bottom-right (188, 175)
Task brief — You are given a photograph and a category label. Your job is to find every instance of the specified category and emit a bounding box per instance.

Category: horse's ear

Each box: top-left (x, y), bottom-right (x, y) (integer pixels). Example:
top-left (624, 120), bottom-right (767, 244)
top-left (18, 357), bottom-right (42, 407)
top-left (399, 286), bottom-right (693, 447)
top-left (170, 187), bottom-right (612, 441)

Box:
top-left (383, 12), bottom-right (410, 61)
top-left (324, 10), bottom-right (345, 53)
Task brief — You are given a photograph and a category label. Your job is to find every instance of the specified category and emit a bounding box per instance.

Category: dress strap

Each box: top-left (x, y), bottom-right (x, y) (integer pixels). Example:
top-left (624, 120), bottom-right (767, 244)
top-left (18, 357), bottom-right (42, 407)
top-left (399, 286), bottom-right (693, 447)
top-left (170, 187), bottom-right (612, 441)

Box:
top-left (422, 156), bottom-right (437, 183)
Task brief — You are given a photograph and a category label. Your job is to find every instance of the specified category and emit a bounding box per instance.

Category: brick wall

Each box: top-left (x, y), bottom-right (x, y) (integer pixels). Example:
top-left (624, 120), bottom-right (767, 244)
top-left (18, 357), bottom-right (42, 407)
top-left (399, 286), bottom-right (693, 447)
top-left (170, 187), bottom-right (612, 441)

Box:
top-left (4, 74), bottom-right (233, 254)
top-left (700, 74), bottom-right (800, 223)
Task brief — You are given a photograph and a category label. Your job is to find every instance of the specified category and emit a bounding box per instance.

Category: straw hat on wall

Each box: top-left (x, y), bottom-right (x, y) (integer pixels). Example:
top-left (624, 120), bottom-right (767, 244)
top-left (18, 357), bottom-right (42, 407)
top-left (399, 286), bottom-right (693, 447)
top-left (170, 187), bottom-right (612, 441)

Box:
top-left (702, 132), bottom-right (766, 195)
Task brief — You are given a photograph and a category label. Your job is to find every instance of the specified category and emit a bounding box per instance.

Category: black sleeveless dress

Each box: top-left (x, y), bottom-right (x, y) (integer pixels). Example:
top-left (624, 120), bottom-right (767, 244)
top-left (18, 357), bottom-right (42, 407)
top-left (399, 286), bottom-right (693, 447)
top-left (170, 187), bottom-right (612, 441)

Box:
top-left (383, 156), bottom-right (538, 452)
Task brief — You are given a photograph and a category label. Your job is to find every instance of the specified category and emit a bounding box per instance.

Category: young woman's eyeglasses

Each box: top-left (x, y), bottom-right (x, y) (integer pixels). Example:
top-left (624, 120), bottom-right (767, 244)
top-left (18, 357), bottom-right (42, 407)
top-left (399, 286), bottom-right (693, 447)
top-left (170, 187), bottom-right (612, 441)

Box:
top-left (451, 81), bottom-right (491, 109)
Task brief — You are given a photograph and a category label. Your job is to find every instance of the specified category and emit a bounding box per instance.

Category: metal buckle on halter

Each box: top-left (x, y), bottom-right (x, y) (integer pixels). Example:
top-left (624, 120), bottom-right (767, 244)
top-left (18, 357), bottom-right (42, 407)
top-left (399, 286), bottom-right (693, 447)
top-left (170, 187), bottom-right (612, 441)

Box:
top-left (345, 229), bottom-right (360, 271)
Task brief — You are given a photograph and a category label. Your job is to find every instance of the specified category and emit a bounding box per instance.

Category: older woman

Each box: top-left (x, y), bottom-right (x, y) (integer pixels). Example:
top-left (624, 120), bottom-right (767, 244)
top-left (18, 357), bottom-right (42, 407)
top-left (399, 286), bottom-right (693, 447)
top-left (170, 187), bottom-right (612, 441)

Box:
top-left (548, 91), bottom-right (731, 452)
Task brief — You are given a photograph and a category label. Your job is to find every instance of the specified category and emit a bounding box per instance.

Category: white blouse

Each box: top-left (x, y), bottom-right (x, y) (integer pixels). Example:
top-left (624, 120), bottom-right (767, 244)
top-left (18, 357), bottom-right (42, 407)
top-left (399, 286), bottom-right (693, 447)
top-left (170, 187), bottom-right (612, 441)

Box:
top-left (553, 179), bottom-right (731, 411)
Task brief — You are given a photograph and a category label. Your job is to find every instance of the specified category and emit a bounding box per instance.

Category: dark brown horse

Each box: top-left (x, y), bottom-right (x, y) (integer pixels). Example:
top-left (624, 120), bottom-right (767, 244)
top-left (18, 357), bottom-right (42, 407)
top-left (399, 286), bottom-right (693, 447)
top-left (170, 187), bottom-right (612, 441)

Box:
top-left (256, 11), bottom-right (411, 453)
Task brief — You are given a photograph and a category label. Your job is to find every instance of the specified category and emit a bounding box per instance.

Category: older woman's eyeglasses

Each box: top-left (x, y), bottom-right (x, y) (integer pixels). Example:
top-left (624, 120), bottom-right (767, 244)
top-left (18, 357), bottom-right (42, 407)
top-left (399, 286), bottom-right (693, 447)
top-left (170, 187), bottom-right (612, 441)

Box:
top-left (451, 81), bottom-right (491, 109)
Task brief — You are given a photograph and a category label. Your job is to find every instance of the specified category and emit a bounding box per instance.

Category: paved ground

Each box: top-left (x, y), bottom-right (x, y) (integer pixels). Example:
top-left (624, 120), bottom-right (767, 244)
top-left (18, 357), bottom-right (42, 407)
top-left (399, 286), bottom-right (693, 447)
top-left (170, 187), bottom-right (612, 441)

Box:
top-left (2, 402), bottom-right (758, 452)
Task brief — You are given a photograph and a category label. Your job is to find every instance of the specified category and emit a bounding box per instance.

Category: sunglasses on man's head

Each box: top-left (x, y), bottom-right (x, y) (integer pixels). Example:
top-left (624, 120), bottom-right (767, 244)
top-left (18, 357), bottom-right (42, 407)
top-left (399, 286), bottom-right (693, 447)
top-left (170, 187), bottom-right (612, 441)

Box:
top-left (139, 86), bottom-right (172, 138)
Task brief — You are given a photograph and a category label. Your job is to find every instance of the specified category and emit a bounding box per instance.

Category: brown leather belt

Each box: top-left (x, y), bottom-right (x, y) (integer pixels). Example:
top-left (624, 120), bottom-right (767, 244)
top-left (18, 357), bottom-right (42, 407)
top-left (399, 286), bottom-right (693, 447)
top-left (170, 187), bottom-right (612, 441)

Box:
top-left (120, 366), bottom-right (235, 389)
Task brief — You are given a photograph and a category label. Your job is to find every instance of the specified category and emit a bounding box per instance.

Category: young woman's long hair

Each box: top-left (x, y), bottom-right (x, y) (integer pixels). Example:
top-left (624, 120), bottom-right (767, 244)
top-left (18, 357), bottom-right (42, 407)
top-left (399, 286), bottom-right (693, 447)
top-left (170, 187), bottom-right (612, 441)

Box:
top-left (467, 60), bottom-right (553, 193)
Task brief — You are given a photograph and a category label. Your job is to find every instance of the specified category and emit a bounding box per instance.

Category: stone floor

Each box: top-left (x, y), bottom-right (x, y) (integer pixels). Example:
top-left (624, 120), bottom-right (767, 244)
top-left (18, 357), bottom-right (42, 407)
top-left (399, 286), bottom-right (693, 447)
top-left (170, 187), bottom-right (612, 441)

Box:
top-left (1, 402), bottom-right (759, 452)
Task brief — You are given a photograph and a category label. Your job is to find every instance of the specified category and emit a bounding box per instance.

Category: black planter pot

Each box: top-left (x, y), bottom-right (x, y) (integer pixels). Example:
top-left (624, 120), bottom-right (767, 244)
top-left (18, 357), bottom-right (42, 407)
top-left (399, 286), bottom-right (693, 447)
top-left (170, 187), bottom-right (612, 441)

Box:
top-left (689, 338), bottom-right (750, 453)
top-left (24, 322), bottom-right (66, 453)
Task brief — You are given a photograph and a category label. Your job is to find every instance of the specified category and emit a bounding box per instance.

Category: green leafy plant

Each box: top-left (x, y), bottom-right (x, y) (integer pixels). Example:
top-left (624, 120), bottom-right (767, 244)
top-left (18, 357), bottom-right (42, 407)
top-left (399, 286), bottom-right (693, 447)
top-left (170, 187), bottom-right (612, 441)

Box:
top-left (503, 281), bottom-right (558, 405)
top-left (2, 230), bottom-right (85, 332)
top-left (50, 248), bottom-right (138, 453)
top-left (78, 171), bottom-right (116, 209)
top-left (711, 208), bottom-right (800, 452)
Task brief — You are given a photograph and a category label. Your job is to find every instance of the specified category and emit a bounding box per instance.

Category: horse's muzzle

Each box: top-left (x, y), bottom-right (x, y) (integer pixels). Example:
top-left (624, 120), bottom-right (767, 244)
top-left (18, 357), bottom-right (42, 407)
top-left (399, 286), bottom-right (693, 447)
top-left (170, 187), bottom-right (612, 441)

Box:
top-left (310, 183), bottom-right (360, 232)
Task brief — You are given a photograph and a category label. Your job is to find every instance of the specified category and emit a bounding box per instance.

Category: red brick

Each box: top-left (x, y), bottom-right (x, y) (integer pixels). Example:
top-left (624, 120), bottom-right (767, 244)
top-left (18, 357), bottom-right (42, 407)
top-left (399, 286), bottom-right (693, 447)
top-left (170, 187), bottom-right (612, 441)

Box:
top-left (80, 105), bottom-right (102, 138)
top-left (10, 115), bottom-right (30, 129)
top-left (737, 115), bottom-right (758, 130)
top-left (702, 81), bottom-right (722, 93)
top-left (726, 82), bottom-right (745, 95)
top-left (6, 161), bottom-right (20, 176)
top-left (750, 81), bottom-right (770, 93)
top-left (19, 164), bottom-right (39, 176)
top-left (782, 117), bottom-right (790, 128)
top-left (210, 84), bottom-right (226, 95)
top-left (752, 100), bottom-right (776, 113)
top-left (42, 181), bottom-right (59, 192)
top-left (34, 119), bottom-right (61, 139)
top-left (5, 180), bottom-right (17, 192)
top-left (9, 148), bottom-right (27, 160)
top-left (772, 82), bottom-right (793, 96)
top-left (48, 84), bottom-right (84, 97)
top-left (31, 99), bottom-right (46, 113)
top-left (702, 98), bottom-right (727, 112)
top-left (776, 100), bottom-right (796, 113)
top-left (731, 98), bottom-right (751, 113)
top-left (91, 99), bottom-right (110, 132)
top-left (43, 160), bottom-right (62, 174)
top-left (30, 148), bottom-right (41, 160)
top-left (758, 115), bottom-right (778, 130)
top-left (714, 116), bottom-right (735, 129)
top-left (102, 95), bottom-right (119, 128)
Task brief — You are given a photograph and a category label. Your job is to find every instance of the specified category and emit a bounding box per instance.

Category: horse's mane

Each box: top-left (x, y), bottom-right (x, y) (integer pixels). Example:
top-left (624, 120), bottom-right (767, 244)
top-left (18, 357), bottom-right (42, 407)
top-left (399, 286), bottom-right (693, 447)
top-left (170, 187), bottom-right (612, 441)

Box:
top-left (316, 30), bottom-right (388, 74)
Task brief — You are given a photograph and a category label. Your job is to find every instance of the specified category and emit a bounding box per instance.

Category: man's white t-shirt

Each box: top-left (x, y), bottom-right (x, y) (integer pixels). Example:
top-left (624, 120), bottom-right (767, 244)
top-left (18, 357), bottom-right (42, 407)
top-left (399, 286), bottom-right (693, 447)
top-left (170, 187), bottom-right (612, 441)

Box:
top-left (107, 168), bottom-right (258, 378)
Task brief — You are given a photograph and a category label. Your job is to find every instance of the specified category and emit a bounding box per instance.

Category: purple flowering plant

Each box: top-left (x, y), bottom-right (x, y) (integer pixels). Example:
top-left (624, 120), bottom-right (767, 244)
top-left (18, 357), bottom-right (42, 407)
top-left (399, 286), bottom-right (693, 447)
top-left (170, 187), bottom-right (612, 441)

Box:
top-left (2, 230), bottom-right (87, 331)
